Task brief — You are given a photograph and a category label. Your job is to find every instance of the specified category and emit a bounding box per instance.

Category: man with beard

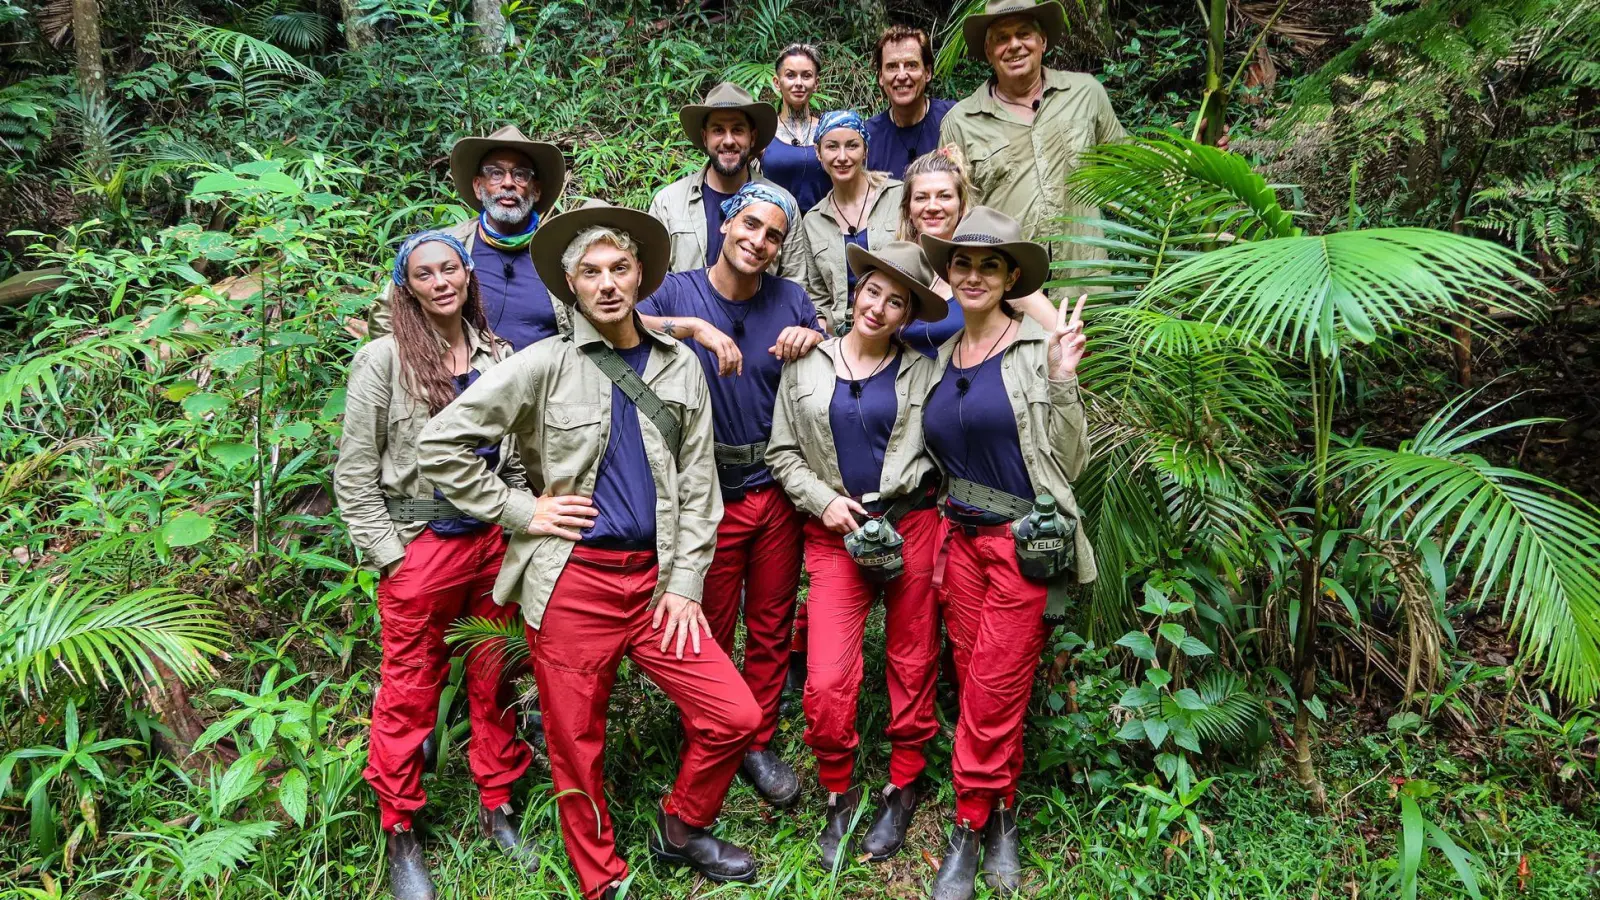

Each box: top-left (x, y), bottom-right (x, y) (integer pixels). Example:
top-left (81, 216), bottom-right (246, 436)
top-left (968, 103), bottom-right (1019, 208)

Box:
top-left (371, 126), bottom-right (569, 351)
top-left (637, 183), bottom-right (824, 808)
top-left (650, 82), bottom-right (810, 286)
top-left (864, 25), bottom-right (956, 180)
top-left (418, 201), bottom-right (763, 900)
top-left (939, 0), bottom-right (1125, 271)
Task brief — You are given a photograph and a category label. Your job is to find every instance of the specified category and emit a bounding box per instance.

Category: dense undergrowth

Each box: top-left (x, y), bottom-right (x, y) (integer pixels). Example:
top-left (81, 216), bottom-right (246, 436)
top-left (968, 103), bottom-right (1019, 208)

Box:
top-left (2, 0), bottom-right (1599, 897)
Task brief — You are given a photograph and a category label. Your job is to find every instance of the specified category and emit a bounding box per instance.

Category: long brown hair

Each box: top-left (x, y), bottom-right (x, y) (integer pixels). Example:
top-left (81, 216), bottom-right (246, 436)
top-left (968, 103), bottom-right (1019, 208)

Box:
top-left (897, 145), bottom-right (974, 242)
top-left (388, 271), bottom-right (490, 416)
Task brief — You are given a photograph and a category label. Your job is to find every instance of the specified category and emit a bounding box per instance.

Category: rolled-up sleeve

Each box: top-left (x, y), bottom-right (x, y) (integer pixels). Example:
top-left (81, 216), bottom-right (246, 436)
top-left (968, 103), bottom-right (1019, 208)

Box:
top-left (333, 343), bottom-right (406, 571)
top-left (663, 367), bottom-right (724, 601)
top-left (417, 357), bottom-right (541, 535)
top-left (1047, 373), bottom-right (1091, 481)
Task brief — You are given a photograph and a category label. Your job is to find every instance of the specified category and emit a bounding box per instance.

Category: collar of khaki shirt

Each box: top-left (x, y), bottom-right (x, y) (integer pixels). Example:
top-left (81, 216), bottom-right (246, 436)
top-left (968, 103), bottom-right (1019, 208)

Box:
top-left (965, 66), bottom-right (1078, 122)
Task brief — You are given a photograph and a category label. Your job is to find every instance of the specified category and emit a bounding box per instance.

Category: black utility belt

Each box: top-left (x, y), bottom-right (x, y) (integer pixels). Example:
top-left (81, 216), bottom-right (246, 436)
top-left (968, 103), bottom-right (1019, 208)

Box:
top-left (386, 497), bottom-right (467, 522)
top-left (715, 441), bottom-right (768, 502)
top-left (858, 490), bottom-right (937, 519)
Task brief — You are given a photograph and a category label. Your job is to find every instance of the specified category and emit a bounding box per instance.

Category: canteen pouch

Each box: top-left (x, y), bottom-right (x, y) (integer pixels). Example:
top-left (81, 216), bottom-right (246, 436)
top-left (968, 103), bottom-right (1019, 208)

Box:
top-left (1010, 504), bottom-right (1077, 584)
top-left (843, 517), bottom-right (906, 584)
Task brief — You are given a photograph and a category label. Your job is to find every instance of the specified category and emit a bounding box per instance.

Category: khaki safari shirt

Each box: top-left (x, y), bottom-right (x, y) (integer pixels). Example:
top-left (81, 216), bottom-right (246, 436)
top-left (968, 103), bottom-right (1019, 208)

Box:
top-left (939, 68), bottom-right (1126, 266)
top-left (647, 164), bottom-right (811, 285)
top-left (417, 314), bottom-right (722, 629)
top-left (333, 325), bottom-right (525, 572)
top-left (801, 180), bottom-right (906, 332)
top-left (365, 218), bottom-right (573, 339)
top-left (766, 338), bottom-right (938, 518)
top-left (930, 316), bottom-right (1098, 590)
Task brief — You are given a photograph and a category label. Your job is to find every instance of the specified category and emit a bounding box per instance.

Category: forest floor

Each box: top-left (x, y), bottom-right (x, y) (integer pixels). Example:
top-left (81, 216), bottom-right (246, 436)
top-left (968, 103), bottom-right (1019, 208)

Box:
top-left (128, 612), bottom-right (1593, 900)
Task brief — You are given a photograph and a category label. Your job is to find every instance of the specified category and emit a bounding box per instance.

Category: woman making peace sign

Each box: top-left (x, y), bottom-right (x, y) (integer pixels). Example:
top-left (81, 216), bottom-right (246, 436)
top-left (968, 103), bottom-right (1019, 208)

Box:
top-left (917, 207), bottom-right (1097, 900)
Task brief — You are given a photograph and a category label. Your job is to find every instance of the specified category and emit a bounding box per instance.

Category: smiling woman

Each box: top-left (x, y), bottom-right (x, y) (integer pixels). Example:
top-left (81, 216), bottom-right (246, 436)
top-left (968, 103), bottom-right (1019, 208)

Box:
top-left (803, 111), bottom-right (905, 332)
top-left (762, 43), bottom-right (832, 214)
top-left (332, 229), bottom-right (535, 899)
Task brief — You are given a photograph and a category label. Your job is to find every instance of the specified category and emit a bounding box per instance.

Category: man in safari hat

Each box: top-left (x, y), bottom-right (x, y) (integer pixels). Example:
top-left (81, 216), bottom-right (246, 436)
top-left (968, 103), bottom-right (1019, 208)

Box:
top-left (649, 81), bottom-right (810, 285)
top-left (370, 125), bottom-right (571, 351)
top-left (419, 200), bottom-right (764, 900)
top-left (939, 0), bottom-right (1125, 273)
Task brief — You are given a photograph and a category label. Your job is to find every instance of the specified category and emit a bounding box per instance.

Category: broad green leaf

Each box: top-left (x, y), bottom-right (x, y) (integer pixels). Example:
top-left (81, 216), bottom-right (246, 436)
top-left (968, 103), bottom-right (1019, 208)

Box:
top-left (1158, 622), bottom-right (1188, 646)
top-left (210, 346), bottom-right (261, 374)
top-left (162, 512), bottom-right (216, 548)
top-left (1144, 717), bottom-right (1171, 749)
top-left (208, 443), bottom-right (255, 468)
top-left (180, 392), bottom-right (230, 419)
top-left (278, 769), bottom-right (308, 827)
top-left (1173, 688), bottom-right (1209, 711)
top-left (1178, 636), bottom-right (1214, 657)
top-left (1398, 794), bottom-right (1424, 900)
top-left (1145, 668), bottom-right (1173, 688)
top-left (1119, 685), bottom-right (1159, 708)
top-left (1116, 632), bottom-right (1158, 661)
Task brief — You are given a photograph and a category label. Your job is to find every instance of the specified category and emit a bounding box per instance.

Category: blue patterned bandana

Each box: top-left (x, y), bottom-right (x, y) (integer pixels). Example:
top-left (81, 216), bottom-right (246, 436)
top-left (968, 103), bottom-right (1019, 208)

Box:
top-left (816, 110), bottom-right (869, 148)
top-left (392, 230), bottom-right (475, 287)
top-left (719, 182), bottom-right (798, 230)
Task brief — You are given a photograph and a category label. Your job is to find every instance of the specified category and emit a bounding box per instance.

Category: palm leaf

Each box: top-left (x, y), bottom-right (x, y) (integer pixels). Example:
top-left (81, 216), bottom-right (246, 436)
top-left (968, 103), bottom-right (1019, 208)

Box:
top-left (0, 582), bottom-right (228, 701)
top-left (1333, 393), bottom-right (1600, 703)
top-left (444, 616), bottom-right (531, 669)
top-left (1148, 228), bottom-right (1545, 359)
top-left (169, 19), bottom-right (322, 82)
top-left (1066, 137), bottom-right (1301, 242)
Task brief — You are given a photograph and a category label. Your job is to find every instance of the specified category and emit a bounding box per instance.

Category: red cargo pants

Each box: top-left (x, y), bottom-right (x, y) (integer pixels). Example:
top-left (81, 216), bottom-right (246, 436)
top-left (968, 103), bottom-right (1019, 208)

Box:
top-left (529, 545), bottom-right (761, 900)
top-left (365, 527), bottom-right (531, 833)
top-left (801, 507), bottom-right (941, 793)
top-left (937, 525), bottom-right (1048, 830)
top-left (700, 484), bottom-right (804, 751)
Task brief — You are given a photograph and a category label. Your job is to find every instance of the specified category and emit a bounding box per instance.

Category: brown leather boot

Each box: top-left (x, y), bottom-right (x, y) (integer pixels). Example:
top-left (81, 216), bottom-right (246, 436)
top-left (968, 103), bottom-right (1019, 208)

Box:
top-left (647, 802), bottom-right (757, 883)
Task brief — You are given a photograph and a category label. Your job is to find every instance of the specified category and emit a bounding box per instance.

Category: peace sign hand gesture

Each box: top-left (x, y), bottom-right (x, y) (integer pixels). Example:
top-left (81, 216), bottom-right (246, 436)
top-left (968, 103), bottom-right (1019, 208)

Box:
top-left (1048, 293), bottom-right (1089, 381)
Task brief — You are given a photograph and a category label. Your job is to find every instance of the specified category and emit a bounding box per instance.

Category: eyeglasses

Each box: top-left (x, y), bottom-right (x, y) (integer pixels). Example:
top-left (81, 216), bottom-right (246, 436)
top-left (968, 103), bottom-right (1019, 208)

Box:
top-left (479, 165), bottom-right (536, 186)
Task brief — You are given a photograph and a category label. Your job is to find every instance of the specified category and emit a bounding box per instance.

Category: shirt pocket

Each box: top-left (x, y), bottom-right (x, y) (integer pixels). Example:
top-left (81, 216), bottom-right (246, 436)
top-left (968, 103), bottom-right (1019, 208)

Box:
top-left (1042, 120), bottom-right (1096, 206)
top-left (668, 222), bottom-right (703, 271)
top-left (542, 402), bottom-right (604, 476)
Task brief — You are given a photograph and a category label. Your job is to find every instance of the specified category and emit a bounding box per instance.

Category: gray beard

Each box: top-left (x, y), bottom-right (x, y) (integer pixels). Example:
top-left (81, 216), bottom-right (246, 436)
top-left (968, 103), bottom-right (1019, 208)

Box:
top-left (479, 190), bottom-right (535, 230)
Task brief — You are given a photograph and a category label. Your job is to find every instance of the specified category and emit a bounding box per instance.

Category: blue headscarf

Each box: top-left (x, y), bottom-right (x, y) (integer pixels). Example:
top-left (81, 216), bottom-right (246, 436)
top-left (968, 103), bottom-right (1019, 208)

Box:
top-left (816, 110), bottom-right (870, 148)
top-left (391, 230), bottom-right (475, 287)
top-left (719, 181), bottom-right (799, 230)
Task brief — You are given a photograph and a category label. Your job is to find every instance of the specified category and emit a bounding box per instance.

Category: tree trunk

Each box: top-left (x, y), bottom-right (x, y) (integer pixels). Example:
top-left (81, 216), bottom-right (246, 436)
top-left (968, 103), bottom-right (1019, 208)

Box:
top-left (71, 0), bottom-right (105, 105)
top-left (340, 0), bottom-right (376, 50)
top-left (471, 0), bottom-right (508, 55)
top-left (1292, 553), bottom-right (1329, 812)
top-left (1193, 0), bottom-right (1229, 145)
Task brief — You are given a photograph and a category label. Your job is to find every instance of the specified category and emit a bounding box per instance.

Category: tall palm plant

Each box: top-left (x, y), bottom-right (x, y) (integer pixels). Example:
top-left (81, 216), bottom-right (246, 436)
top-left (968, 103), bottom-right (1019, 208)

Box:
top-left (1058, 137), bottom-right (1599, 810)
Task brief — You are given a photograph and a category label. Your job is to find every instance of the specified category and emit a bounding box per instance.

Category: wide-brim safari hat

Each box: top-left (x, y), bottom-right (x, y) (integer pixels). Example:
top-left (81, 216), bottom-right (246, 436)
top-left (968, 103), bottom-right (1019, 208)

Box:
top-left (679, 82), bottom-right (780, 155)
top-left (449, 125), bottom-right (567, 215)
top-left (846, 241), bottom-right (948, 324)
top-left (919, 206), bottom-right (1051, 300)
top-left (530, 200), bottom-right (670, 306)
top-left (963, 0), bottom-right (1069, 61)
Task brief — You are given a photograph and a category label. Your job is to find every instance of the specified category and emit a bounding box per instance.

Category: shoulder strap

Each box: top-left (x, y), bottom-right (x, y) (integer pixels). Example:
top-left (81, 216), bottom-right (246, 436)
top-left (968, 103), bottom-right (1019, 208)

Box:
top-left (580, 343), bottom-right (683, 459)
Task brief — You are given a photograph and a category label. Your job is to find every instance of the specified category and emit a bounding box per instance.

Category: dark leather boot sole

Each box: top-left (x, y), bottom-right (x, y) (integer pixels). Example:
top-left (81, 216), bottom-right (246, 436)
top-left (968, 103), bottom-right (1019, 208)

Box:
top-left (650, 845), bottom-right (758, 884)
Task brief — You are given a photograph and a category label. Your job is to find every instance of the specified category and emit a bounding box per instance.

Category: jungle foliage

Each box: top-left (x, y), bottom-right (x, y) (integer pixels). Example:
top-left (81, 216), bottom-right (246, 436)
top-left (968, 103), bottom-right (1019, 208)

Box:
top-left (1, 0), bottom-right (1598, 898)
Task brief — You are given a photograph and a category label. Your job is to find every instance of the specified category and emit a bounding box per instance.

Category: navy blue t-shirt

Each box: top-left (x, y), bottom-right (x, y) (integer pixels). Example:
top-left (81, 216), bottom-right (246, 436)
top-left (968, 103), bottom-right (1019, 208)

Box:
top-left (761, 139), bottom-right (830, 214)
top-left (903, 296), bottom-right (963, 358)
top-left (829, 354), bottom-right (901, 497)
top-left (639, 270), bottom-right (821, 488)
top-left (865, 98), bottom-right (957, 180)
top-left (702, 184), bottom-right (734, 268)
top-left (581, 342), bottom-right (657, 546)
top-left (429, 369), bottom-right (500, 536)
top-left (842, 228), bottom-right (872, 300)
top-left (471, 238), bottom-right (559, 352)
top-left (923, 353), bottom-right (1032, 515)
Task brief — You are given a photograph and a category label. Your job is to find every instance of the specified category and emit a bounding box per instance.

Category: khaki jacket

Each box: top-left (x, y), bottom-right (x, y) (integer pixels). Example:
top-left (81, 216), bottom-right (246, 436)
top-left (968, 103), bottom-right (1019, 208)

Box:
top-left (939, 68), bottom-right (1125, 266)
top-left (366, 218), bottom-right (573, 339)
top-left (417, 314), bottom-right (722, 629)
top-left (333, 326), bottom-right (526, 572)
top-left (930, 316), bottom-right (1098, 589)
top-left (647, 164), bottom-right (811, 285)
top-left (801, 180), bottom-right (906, 331)
top-left (767, 339), bottom-right (938, 518)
